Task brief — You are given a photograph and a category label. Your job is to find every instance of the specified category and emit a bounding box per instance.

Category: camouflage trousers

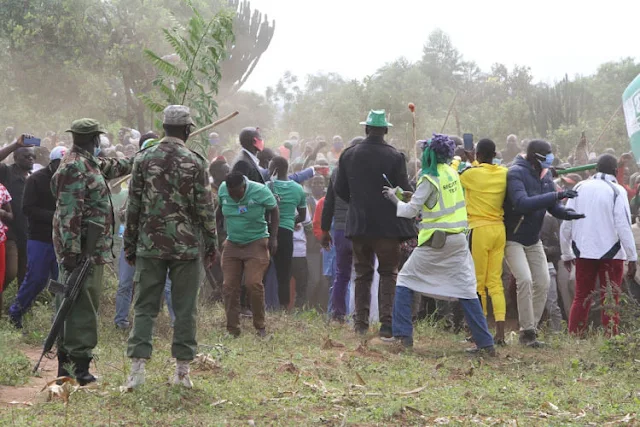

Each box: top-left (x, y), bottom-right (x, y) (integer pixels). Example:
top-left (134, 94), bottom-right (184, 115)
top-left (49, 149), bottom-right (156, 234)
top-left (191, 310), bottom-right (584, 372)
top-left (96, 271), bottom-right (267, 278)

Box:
top-left (56, 264), bottom-right (105, 359)
top-left (127, 257), bottom-right (200, 361)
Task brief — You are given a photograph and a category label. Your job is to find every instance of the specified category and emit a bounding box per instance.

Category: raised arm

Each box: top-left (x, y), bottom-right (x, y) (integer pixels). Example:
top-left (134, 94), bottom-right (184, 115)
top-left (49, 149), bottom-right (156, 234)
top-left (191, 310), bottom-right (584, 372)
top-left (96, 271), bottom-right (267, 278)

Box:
top-left (99, 156), bottom-right (134, 180)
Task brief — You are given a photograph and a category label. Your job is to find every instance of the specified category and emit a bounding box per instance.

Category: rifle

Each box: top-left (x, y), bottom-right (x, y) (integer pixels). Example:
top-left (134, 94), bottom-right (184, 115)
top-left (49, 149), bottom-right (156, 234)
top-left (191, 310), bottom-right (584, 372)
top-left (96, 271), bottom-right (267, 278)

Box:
top-left (33, 221), bottom-right (104, 373)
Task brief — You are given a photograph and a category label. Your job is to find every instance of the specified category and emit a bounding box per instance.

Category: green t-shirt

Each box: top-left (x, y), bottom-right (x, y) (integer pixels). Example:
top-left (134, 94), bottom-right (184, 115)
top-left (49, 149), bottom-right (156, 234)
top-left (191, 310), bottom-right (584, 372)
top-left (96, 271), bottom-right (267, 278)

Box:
top-left (268, 179), bottom-right (306, 232)
top-left (218, 178), bottom-right (277, 245)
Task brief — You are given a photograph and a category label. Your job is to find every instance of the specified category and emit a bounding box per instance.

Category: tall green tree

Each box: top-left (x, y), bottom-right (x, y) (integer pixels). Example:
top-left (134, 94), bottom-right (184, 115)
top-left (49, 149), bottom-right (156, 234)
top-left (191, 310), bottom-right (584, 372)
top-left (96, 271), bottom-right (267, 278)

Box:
top-left (142, 3), bottom-right (234, 156)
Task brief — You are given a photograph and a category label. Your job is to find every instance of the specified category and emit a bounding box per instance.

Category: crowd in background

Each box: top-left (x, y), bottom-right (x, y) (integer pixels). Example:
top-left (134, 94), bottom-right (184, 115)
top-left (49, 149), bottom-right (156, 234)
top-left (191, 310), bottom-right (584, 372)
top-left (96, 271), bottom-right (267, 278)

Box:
top-left (1, 109), bottom-right (639, 387)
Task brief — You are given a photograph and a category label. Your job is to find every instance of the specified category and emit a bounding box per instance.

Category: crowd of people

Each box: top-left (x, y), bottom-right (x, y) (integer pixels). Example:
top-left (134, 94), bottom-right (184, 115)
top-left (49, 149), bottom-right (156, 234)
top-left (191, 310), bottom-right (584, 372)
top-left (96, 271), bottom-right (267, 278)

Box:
top-left (0, 105), bottom-right (638, 390)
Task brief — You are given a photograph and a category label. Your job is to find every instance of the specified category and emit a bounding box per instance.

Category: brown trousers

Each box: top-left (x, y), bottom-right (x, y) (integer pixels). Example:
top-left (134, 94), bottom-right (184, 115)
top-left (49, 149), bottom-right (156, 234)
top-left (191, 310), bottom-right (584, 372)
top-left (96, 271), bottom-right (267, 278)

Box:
top-left (221, 238), bottom-right (270, 334)
top-left (351, 237), bottom-right (401, 328)
top-left (5, 239), bottom-right (27, 290)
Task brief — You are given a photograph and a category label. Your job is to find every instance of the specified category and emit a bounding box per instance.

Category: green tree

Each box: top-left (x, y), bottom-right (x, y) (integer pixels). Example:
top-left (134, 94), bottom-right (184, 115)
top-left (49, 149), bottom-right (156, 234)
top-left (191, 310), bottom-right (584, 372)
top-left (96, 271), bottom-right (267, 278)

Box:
top-left (142, 3), bottom-right (234, 156)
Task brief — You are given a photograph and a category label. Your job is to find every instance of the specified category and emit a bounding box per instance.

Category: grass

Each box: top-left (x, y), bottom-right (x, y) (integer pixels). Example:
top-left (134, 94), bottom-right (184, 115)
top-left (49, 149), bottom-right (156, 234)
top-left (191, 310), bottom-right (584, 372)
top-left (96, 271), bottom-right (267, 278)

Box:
top-left (1, 276), bottom-right (639, 426)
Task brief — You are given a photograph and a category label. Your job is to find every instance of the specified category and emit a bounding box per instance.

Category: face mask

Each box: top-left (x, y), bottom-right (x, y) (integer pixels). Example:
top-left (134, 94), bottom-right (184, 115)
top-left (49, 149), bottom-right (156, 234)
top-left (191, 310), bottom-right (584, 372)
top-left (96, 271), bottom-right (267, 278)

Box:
top-left (312, 186), bottom-right (324, 198)
top-left (333, 142), bottom-right (344, 152)
top-left (536, 153), bottom-right (554, 169)
top-left (254, 138), bottom-right (265, 152)
top-left (270, 169), bottom-right (278, 182)
top-left (492, 158), bottom-right (502, 165)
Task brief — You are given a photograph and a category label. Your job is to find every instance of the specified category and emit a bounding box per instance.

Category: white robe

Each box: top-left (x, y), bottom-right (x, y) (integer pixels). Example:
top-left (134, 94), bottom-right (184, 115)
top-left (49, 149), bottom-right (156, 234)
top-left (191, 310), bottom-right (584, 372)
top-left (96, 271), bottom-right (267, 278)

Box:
top-left (394, 178), bottom-right (478, 300)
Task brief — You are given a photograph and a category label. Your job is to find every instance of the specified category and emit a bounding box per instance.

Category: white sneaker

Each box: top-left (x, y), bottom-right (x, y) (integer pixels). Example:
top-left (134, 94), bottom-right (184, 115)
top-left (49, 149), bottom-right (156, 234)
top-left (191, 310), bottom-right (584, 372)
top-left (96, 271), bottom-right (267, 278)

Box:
top-left (172, 360), bottom-right (193, 389)
top-left (125, 358), bottom-right (146, 389)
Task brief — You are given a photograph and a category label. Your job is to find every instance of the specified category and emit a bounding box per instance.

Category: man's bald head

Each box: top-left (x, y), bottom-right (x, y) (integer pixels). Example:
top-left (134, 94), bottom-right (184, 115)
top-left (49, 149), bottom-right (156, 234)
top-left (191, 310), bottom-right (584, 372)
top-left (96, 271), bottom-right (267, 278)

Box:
top-left (597, 154), bottom-right (618, 176)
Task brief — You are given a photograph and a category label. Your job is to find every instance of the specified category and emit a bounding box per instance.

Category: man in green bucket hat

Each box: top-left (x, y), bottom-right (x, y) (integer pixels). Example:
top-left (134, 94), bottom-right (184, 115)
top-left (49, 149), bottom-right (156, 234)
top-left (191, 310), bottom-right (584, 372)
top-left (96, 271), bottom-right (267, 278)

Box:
top-left (359, 110), bottom-right (394, 128)
top-left (334, 110), bottom-right (416, 338)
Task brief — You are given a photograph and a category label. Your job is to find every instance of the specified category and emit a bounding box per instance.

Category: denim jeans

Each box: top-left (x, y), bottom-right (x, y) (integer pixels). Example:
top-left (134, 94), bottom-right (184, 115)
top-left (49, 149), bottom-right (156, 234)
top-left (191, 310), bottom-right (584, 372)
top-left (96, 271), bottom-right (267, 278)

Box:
top-left (330, 229), bottom-right (353, 317)
top-left (9, 240), bottom-right (58, 322)
top-left (392, 285), bottom-right (494, 349)
top-left (114, 249), bottom-right (174, 326)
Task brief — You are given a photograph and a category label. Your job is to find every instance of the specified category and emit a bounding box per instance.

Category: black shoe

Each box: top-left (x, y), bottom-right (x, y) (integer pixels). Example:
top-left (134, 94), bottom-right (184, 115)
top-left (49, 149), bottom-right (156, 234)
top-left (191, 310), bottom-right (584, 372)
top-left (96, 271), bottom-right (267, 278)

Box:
top-left (355, 325), bottom-right (368, 336)
top-left (9, 315), bottom-right (23, 329)
top-left (256, 328), bottom-right (267, 338)
top-left (378, 324), bottom-right (393, 339)
top-left (519, 330), bottom-right (545, 348)
top-left (57, 351), bottom-right (70, 380)
top-left (466, 346), bottom-right (497, 357)
top-left (394, 336), bottom-right (413, 348)
top-left (71, 357), bottom-right (97, 386)
top-left (115, 321), bottom-right (130, 330)
top-left (331, 314), bottom-right (345, 324)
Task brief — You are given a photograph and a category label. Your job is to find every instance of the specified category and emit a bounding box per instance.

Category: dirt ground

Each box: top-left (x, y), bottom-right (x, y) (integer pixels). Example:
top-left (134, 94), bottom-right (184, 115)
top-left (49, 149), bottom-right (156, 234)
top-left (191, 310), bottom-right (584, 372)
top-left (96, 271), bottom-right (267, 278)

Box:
top-left (0, 347), bottom-right (68, 406)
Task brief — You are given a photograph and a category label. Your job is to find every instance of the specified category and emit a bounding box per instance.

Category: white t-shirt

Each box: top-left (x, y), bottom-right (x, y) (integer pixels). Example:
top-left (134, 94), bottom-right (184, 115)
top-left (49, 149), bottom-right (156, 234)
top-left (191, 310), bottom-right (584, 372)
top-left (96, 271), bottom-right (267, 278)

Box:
top-left (293, 207), bottom-right (311, 258)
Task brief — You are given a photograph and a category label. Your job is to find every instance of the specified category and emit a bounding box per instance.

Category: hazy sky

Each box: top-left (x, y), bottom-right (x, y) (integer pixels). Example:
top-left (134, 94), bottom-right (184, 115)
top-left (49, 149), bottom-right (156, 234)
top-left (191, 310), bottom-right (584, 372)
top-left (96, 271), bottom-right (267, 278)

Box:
top-left (242, 0), bottom-right (639, 93)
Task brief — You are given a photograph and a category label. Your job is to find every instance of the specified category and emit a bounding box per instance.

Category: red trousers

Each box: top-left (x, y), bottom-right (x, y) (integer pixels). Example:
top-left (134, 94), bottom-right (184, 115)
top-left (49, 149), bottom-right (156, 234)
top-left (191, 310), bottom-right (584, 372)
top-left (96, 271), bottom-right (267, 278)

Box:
top-left (569, 258), bottom-right (624, 336)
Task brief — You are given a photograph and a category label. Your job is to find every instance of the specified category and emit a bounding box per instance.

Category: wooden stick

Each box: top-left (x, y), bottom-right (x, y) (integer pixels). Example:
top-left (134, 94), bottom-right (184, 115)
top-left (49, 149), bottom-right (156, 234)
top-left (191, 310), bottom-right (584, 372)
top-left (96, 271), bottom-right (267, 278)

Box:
top-left (440, 92), bottom-right (458, 133)
top-left (590, 104), bottom-right (622, 152)
top-left (190, 111), bottom-right (240, 138)
top-left (109, 111), bottom-right (240, 190)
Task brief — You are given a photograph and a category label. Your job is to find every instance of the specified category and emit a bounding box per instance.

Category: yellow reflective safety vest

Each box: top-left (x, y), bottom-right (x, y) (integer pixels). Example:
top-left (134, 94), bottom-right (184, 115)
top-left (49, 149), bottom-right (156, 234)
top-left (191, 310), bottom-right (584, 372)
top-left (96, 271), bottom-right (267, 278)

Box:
top-left (417, 163), bottom-right (468, 246)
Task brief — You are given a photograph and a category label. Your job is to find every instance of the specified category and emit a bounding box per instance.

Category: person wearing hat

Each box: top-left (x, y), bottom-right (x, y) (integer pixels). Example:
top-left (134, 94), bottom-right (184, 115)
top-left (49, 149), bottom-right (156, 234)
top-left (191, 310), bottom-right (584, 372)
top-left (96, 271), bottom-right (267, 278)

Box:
top-left (334, 110), bottom-right (416, 337)
top-left (0, 132), bottom-right (37, 313)
top-left (124, 105), bottom-right (218, 390)
top-left (51, 118), bottom-right (133, 385)
top-left (8, 147), bottom-right (66, 328)
top-left (383, 134), bottom-right (495, 353)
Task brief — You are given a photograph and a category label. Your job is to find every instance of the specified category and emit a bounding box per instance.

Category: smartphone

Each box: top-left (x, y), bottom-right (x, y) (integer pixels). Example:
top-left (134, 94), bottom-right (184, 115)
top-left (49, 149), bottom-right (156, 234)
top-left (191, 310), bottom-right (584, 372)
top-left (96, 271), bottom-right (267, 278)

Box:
top-left (463, 133), bottom-right (473, 151)
top-left (24, 137), bottom-right (41, 146)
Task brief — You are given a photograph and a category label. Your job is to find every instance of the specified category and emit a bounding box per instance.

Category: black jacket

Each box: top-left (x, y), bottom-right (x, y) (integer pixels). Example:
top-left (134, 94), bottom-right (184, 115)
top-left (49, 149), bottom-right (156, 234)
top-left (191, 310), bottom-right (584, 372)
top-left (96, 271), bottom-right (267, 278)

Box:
top-left (334, 135), bottom-right (416, 240)
top-left (504, 155), bottom-right (572, 246)
top-left (22, 165), bottom-right (57, 243)
top-left (231, 149), bottom-right (265, 184)
top-left (321, 168), bottom-right (349, 232)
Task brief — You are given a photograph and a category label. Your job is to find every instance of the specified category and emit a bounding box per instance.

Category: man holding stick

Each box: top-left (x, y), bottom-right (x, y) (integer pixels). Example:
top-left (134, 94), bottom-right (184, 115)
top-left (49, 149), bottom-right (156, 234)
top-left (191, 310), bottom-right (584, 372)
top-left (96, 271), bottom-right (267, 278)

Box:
top-left (124, 106), bottom-right (218, 389)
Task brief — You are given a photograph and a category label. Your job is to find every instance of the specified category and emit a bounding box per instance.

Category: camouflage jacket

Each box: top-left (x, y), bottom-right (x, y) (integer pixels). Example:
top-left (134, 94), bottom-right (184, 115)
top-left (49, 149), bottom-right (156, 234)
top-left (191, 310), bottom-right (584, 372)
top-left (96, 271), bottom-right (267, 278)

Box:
top-left (124, 136), bottom-right (217, 260)
top-left (51, 147), bottom-right (133, 265)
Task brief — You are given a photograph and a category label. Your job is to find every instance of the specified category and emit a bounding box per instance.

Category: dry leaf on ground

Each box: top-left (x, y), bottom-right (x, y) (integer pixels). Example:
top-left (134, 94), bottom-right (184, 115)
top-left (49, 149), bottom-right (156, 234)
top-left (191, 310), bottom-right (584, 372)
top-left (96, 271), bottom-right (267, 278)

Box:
top-left (40, 377), bottom-right (79, 404)
top-left (192, 353), bottom-right (222, 372)
top-left (277, 362), bottom-right (299, 374)
top-left (398, 385), bottom-right (427, 395)
top-left (322, 337), bottom-right (345, 349)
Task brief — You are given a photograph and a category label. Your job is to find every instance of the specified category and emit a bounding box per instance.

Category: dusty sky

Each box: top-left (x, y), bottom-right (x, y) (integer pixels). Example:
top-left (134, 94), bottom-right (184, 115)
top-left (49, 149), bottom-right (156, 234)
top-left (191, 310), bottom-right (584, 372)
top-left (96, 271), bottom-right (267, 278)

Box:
top-left (242, 0), bottom-right (639, 93)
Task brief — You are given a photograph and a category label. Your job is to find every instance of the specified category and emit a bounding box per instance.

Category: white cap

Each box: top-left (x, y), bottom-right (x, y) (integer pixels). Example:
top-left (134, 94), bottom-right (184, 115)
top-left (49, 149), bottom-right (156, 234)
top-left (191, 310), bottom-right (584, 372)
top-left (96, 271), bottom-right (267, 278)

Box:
top-left (50, 146), bottom-right (67, 161)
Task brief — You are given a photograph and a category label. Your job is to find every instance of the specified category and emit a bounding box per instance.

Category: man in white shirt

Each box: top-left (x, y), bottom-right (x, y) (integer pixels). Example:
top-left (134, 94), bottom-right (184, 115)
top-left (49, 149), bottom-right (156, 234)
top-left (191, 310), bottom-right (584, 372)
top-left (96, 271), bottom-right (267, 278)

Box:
top-left (560, 154), bottom-right (637, 336)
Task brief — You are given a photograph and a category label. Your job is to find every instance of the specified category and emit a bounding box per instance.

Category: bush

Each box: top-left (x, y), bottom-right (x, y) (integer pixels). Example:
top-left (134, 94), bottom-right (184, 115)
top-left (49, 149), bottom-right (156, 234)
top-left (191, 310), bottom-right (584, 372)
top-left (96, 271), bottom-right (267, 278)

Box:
top-left (0, 330), bottom-right (32, 386)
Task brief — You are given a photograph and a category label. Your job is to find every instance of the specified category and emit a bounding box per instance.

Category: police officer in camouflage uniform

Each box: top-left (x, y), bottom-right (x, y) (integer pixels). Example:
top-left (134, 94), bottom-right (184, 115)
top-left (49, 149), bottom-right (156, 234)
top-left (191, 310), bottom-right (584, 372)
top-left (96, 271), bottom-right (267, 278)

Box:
top-left (124, 105), bottom-right (218, 389)
top-left (52, 118), bottom-right (133, 385)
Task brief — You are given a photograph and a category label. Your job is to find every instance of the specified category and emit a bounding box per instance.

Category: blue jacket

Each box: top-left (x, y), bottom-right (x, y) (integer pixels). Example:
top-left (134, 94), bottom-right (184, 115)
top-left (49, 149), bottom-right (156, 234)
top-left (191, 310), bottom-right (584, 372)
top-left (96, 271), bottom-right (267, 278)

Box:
top-left (504, 155), bottom-right (571, 246)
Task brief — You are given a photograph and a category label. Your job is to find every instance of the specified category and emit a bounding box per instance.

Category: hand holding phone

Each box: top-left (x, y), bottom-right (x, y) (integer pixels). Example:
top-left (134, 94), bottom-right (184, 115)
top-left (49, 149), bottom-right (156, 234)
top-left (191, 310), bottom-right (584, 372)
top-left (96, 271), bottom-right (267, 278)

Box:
top-left (463, 133), bottom-right (474, 151)
top-left (23, 136), bottom-right (41, 147)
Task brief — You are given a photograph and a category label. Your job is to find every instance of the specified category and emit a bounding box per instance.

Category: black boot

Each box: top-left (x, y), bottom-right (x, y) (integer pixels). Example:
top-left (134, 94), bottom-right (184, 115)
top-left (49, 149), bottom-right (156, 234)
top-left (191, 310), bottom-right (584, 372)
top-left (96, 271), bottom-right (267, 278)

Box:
top-left (71, 357), bottom-right (97, 386)
top-left (519, 329), bottom-right (545, 348)
top-left (56, 352), bottom-right (71, 385)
